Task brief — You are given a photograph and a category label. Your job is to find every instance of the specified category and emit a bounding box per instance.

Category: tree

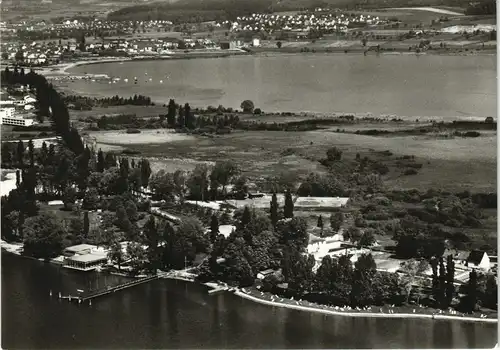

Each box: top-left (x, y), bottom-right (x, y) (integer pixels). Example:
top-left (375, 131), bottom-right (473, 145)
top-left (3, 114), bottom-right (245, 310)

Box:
top-left (210, 214), bottom-right (219, 243)
top-left (358, 230), bottom-right (376, 247)
top-left (276, 217), bottom-right (308, 252)
top-left (173, 170), bottom-right (187, 202)
top-left (62, 187), bottom-right (77, 211)
top-left (283, 190), bottom-right (294, 219)
top-left (232, 175), bottom-right (248, 197)
top-left (317, 215), bottom-right (324, 236)
top-left (15, 170), bottom-right (21, 189)
top-left (240, 100), bottom-right (255, 113)
top-left (23, 213), bottom-right (66, 259)
top-left (400, 259), bottom-right (429, 304)
top-left (97, 149), bottom-right (105, 172)
top-left (438, 257), bottom-right (446, 307)
top-left (351, 254), bottom-right (377, 307)
top-left (125, 200), bottom-right (138, 222)
top-left (330, 212), bottom-right (344, 232)
top-left (210, 161), bottom-right (239, 198)
top-left (445, 254), bottom-right (455, 307)
top-left (15, 50), bottom-right (24, 62)
top-left (463, 269), bottom-right (479, 313)
top-left (28, 139), bottom-right (34, 167)
top-left (143, 215), bottom-right (159, 269)
top-left (140, 158), bottom-right (152, 188)
top-left (187, 165), bottom-right (209, 201)
top-left (166, 99), bottom-right (177, 126)
top-left (150, 170), bottom-right (175, 202)
top-left (82, 188), bottom-right (99, 210)
top-left (108, 241), bottom-right (124, 271)
top-left (344, 226), bottom-right (362, 244)
top-left (326, 147), bottom-right (342, 162)
top-left (83, 211), bottom-right (90, 237)
top-left (240, 206), bottom-right (252, 229)
top-left (17, 140), bottom-right (24, 167)
top-left (127, 242), bottom-right (147, 273)
top-left (482, 273), bottom-right (497, 310)
top-left (269, 192), bottom-right (279, 228)
top-left (276, 41), bottom-right (282, 48)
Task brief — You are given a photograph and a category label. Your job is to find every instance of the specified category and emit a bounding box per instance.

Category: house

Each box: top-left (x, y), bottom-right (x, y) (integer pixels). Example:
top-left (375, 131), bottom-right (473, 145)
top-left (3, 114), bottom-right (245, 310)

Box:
top-left (24, 95), bottom-right (36, 104)
top-left (467, 250), bottom-right (491, 271)
top-left (257, 269), bottom-right (278, 280)
top-left (220, 41), bottom-right (238, 50)
top-left (252, 38), bottom-right (261, 47)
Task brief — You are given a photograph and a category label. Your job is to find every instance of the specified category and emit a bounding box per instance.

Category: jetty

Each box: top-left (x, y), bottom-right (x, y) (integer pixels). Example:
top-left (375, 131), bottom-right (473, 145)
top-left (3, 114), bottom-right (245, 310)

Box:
top-left (55, 274), bottom-right (164, 303)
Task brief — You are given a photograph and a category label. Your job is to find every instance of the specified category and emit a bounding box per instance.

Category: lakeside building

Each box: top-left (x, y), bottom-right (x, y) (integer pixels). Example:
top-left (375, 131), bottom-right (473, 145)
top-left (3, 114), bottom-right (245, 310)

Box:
top-left (63, 244), bottom-right (108, 272)
top-left (0, 108), bottom-right (35, 126)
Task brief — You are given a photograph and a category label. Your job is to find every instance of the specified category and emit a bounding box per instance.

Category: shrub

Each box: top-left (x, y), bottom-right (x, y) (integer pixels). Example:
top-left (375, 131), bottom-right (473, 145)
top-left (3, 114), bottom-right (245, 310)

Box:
top-left (126, 129), bottom-right (141, 134)
top-left (403, 169), bottom-right (418, 176)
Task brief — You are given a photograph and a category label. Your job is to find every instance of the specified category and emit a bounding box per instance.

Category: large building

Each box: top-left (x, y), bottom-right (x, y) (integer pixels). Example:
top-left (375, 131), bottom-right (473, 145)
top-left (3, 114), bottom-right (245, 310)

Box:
top-left (0, 108), bottom-right (35, 126)
top-left (63, 244), bottom-right (108, 271)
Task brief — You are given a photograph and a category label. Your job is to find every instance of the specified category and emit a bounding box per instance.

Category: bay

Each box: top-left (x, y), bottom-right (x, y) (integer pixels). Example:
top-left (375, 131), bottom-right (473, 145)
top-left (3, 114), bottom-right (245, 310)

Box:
top-left (2, 253), bottom-right (497, 349)
top-left (67, 54), bottom-right (496, 118)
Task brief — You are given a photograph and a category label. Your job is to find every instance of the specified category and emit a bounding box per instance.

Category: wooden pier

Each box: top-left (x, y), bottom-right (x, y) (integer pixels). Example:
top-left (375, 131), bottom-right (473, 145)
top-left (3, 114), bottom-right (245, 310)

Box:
top-left (55, 274), bottom-right (163, 304)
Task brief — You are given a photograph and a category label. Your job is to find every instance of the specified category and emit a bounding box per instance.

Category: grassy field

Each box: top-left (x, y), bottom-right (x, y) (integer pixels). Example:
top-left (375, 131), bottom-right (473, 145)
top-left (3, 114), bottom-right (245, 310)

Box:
top-left (89, 127), bottom-right (496, 193)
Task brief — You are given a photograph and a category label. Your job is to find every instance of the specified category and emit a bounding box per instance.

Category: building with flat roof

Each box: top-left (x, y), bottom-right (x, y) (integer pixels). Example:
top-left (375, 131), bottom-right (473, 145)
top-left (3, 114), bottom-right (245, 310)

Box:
top-left (0, 108), bottom-right (35, 126)
top-left (63, 243), bottom-right (108, 271)
top-left (64, 253), bottom-right (108, 271)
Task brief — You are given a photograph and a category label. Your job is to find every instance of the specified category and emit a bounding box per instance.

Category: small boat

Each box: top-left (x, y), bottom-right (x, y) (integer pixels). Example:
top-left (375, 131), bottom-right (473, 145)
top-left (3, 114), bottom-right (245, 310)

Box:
top-left (160, 80), bottom-right (163, 83)
top-left (149, 78), bottom-right (152, 81)
top-left (124, 78), bottom-right (129, 82)
top-left (77, 289), bottom-right (84, 293)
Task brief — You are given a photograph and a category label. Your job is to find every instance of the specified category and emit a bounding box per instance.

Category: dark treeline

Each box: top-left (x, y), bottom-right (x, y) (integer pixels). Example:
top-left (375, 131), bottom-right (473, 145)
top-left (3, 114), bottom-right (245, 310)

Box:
top-left (1, 66), bottom-right (84, 155)
top-left (107, 0), bottom-right (273, 22)
top-left (64, 94), bottom-right (154, 111)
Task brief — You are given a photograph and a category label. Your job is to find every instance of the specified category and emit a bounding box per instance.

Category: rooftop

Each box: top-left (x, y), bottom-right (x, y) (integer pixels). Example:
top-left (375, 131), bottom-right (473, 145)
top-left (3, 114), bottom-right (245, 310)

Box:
top-left (64, 244), bottom-right (97, 253)
top-left (66, 253), bottom-right (107, 263)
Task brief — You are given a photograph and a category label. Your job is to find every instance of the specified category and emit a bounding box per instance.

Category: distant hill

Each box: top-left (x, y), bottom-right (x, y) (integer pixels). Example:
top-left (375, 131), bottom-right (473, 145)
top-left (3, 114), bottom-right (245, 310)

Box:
top-left (107, 0), bottom-right (478, 22)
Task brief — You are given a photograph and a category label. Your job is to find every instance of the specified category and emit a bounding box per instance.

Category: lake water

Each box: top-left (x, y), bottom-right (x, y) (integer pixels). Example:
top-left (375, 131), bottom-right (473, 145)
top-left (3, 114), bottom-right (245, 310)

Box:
top-left (67, 54), bottom-right (496, 118)
top-left (2, 253), bottom-right (497, 349)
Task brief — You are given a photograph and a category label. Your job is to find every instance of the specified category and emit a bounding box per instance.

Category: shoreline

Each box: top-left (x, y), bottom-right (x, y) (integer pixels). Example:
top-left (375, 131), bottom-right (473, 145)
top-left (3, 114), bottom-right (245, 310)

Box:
top-left (1, 247), bottom-right (497, 324)
top-left (38, 47), bottom-right (495, 78)
top-left (234, 289), bottom-right (498, 324)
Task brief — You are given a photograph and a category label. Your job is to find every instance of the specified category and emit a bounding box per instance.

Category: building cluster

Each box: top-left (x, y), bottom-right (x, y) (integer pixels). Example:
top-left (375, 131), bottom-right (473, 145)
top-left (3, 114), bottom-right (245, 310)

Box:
top-left (306, 228), bottom-right (497, 285)
top-left (1, 35), bottom-right (224, 65)
top-left (0, 88), bottom-right (37, 127)
top-left (0, 19), bottom-right (174, 38)
top-left (216, 12), bottom-right (381, 35)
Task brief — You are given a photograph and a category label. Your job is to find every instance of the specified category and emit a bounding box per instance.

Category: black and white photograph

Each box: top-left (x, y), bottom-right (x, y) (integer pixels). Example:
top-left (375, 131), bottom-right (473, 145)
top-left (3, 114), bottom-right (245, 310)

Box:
top-left (0, 0), bottom-right (497, 348)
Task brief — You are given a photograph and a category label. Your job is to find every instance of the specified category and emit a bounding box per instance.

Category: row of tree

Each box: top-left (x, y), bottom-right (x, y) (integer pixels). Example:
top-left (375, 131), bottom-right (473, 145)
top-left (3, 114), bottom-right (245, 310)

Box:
top-left (64, 94), bottom-right (154, 110)
top-left (2, 66), bottom-right (85, 155)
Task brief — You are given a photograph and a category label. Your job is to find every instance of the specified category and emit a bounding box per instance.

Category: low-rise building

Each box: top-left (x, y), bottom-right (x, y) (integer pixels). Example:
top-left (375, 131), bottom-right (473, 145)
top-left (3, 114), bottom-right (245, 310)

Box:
top-left (0, 108), bottom-right (35, 126)
top-left (63, 244), bottom-right (108, 271)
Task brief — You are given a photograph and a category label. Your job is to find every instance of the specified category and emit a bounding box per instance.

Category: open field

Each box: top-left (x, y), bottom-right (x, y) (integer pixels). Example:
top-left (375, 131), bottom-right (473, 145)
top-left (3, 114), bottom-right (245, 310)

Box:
top-left (90, 129), bottom-right (195, 145)
top-left (89, 127), bottom-right (496, 192)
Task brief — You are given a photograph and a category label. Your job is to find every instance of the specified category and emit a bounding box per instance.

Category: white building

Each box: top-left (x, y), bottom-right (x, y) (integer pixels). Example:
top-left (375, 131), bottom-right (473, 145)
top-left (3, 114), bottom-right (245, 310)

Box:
top-left (252, 38), bottom-right (260, 47)
top-left (63, 244), bottom-right (108, 271)
top-left (0, 108), bottom-right (35, 126)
